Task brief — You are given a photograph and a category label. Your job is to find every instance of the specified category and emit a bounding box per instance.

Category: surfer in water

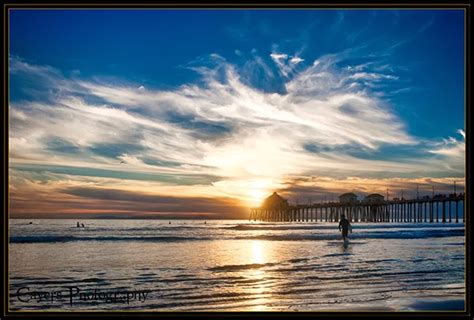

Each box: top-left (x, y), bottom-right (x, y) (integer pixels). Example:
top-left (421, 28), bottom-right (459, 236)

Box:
top-left (338, 214), bottom-right (352, 242)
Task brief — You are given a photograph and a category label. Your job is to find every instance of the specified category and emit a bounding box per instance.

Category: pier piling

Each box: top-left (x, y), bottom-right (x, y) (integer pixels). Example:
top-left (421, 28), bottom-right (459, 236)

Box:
top-left (250, 194), bottom-right (464, 223)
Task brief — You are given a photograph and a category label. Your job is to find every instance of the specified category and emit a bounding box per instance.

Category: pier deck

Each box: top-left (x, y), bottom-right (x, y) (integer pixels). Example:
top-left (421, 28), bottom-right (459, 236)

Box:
top-left (249, 194), bottom-right (465, 223)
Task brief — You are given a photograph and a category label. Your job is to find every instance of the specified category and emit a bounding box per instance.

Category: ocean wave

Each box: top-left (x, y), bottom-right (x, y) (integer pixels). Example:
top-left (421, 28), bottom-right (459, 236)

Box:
top-left (322, 253), bottom-right (352, 257)
top-left (66, 226), bottom-right (209, 232)
top-left (10, 227), bottom-right (464, 243)
top-left (9, 235), bottom-right (210, 244)
top-left (208, 262), bottom-right (277, 272)
top-left (232, 229), bottom-right (464, 241)
top-left (225, 223), bottom-right (465, 231)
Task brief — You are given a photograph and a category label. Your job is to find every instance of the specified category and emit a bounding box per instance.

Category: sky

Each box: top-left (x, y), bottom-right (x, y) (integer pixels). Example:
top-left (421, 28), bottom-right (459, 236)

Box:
top-left (8, 9), bottom-right (465, 219)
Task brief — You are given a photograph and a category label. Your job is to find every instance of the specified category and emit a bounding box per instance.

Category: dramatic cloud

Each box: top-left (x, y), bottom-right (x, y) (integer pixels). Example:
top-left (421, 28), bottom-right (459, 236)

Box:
top-left (8, 52), bottom-right (465, 217)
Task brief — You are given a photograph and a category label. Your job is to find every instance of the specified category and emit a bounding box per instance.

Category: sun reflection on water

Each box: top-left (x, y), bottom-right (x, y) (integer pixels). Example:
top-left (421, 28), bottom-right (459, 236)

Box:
top-left (251, 240), bottom-right (265, 264)
top-left (247, 240), bottom-right (272, 311)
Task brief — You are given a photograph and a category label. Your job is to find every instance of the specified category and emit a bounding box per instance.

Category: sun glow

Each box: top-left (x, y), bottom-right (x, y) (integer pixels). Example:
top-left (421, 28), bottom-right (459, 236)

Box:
top-left (248, 179), bottom-right (272, 207)
top-left (250, 189), bottom-right (266, 207)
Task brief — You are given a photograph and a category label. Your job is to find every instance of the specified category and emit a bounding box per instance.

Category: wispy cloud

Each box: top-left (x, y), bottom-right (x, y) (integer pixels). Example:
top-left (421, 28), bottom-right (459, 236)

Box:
top-left (9, 52), bottom-right (465, 216)
top-left (270, 52), bottom-right (304, 77)
top-left (388, 16), bottom-right (436, 51)
top-left (429, 129), bottom-right (465, 160)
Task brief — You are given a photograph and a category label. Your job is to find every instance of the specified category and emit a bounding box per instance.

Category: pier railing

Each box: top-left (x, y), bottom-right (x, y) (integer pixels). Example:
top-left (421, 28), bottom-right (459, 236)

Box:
top-left (249, 194), bottom-right (465, 223)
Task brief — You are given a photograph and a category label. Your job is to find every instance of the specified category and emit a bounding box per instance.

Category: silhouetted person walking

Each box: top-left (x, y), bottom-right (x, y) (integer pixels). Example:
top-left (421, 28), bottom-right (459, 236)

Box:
top-left (338, 214), bottom-right (352, 242)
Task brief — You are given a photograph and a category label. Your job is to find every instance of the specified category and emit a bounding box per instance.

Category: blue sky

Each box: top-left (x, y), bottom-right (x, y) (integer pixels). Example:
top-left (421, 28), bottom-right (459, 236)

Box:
top-left (9, 9), bottom-right (465, 218)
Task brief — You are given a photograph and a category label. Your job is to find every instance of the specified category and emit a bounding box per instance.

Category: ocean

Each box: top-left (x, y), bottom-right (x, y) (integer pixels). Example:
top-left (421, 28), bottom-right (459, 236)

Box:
top-left (8, 219), bottom-right (465, 311)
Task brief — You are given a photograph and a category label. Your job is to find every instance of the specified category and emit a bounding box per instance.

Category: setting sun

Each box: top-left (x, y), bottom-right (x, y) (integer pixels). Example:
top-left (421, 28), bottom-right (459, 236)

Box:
top-left (248, 180), bottom-right (272, 207)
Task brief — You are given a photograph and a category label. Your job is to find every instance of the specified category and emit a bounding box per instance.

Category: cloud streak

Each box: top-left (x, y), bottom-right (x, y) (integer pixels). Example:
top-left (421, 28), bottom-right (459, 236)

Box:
top-left (8, 52), bottom-right (465, 217)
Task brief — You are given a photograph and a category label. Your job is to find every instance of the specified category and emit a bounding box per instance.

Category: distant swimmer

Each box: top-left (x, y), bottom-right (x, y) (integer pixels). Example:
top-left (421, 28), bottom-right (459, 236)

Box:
top-left (204, 221), bottom-right (207, 224)
top-left (169, 221), bottom-right (171, 224)
top-left (29, 222), bottom-right (33, 225)
top-left (81, 223), bottom-right (85, 228)
top-left (338, 214), bottom-right (352, 242)
top-left (77, 221), bottom-right (81, 228)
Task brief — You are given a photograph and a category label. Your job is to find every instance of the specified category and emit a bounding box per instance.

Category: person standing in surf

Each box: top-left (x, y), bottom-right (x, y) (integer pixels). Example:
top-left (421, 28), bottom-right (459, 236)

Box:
top-left (338, 214), bottom-right (352, 242)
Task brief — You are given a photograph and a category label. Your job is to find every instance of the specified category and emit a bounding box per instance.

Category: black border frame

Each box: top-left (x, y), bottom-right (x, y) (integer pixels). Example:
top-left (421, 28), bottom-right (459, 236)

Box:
top-left (1, 1), bottom-right (471, 319)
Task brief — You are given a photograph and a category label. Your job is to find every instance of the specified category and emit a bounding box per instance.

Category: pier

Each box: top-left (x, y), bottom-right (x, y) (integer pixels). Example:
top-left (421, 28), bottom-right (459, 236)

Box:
top-left (249, 192), bottom-right (465, 223)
